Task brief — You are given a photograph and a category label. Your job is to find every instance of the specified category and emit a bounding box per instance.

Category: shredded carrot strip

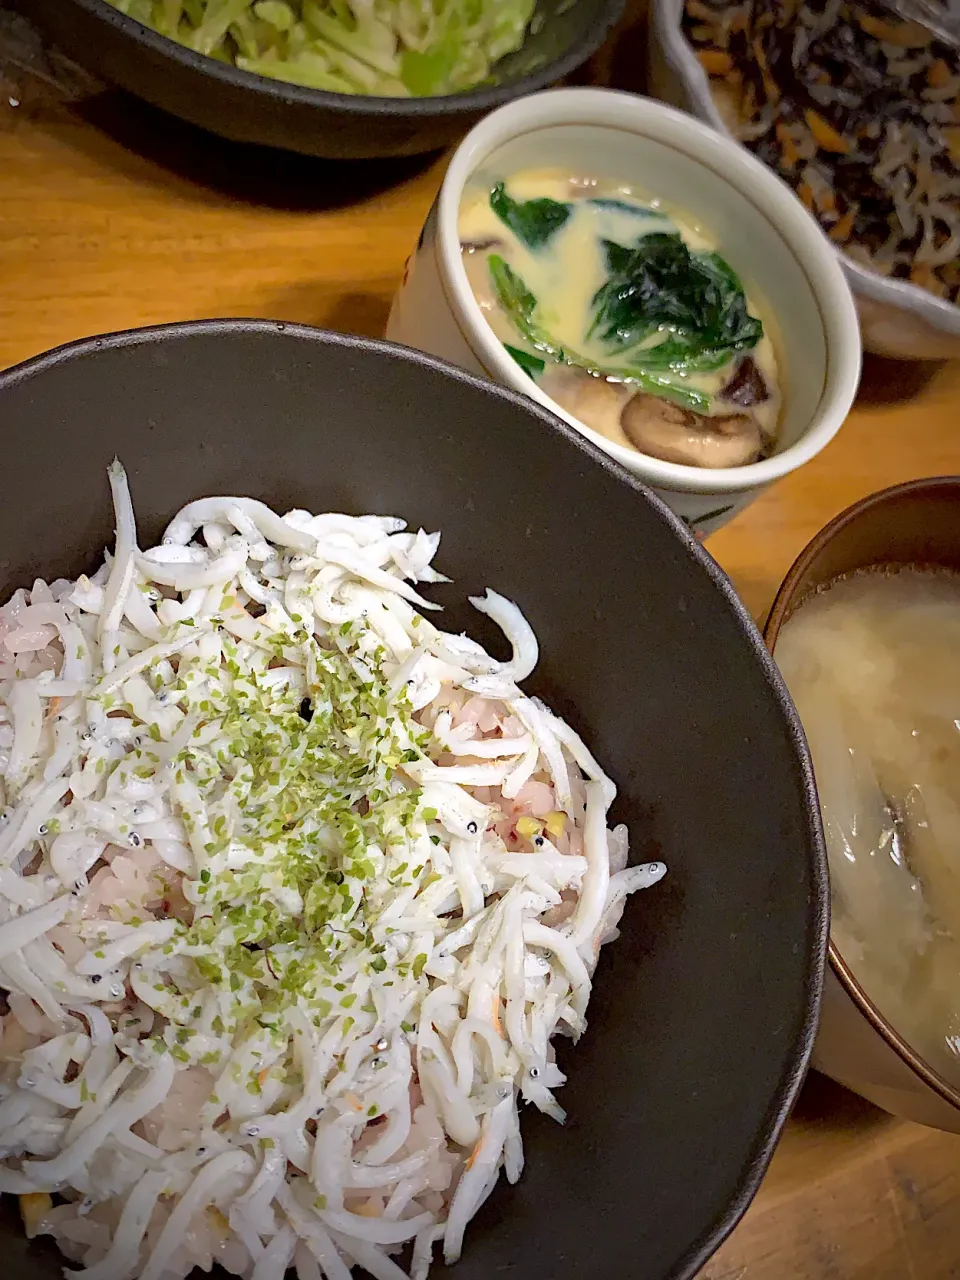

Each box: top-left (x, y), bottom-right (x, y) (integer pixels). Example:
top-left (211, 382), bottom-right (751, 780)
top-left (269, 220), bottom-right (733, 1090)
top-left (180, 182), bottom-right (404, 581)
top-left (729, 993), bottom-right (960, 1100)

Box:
top-left (928, 59), bottom-right (951, 89)
top-left (910, 263), bottom-right (934, 289)
top-left (857, 13), bottom-right (932, 47)
top-left (465, 1136), bottom-right (484, 1170)
top-left (805, 109), bottom-right (850, 154)
top-left (829, 209), bottom-right (856, 242)
top-left (751, 37), bottom-right (780, 106)
top-left (776, 122), bottom-right (799, 169)
top-left (696, 49), bottom-right (733, 75)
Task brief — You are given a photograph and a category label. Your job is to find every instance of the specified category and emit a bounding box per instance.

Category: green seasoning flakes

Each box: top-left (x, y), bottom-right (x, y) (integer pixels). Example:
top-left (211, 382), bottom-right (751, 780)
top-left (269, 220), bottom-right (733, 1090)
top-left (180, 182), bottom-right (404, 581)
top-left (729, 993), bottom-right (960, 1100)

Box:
top-left (145, 617), bottom-right (433, 1059)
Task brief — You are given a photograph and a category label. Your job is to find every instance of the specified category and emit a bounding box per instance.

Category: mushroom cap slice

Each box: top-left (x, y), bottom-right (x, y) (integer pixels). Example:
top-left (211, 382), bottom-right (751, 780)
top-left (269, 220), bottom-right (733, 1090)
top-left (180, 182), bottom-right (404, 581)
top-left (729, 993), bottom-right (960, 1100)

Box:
top-left (541, 368), bottom-right (631, 439)
top-left (720, 357), bottom-right (769, 408)
top-left (621, 394), bottom-right (763, 469)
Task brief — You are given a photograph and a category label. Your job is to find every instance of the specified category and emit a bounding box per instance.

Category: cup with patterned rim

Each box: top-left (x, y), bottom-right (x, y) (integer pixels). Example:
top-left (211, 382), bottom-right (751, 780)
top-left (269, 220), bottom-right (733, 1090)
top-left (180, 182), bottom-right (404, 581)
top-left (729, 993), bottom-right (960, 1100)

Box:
top-left (387, 86), bottom-right (862, 537)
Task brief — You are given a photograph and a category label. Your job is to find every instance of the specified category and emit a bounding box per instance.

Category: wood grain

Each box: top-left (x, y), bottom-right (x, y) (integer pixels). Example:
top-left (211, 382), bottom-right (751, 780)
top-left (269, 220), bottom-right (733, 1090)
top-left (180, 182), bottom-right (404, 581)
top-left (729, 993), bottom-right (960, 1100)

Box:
top-left (3, 13), bottom-right (960, 1276)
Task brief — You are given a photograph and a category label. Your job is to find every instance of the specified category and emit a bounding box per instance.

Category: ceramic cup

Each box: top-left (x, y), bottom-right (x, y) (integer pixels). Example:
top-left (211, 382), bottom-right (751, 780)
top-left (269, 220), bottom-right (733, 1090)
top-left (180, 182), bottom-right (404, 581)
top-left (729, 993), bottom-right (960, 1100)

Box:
top-left (766, 478), bottom-right (960, 1133)
top-left (387, 87), bottom-right (862, 536)
top-left (648, 0), bottom-right (960, 361)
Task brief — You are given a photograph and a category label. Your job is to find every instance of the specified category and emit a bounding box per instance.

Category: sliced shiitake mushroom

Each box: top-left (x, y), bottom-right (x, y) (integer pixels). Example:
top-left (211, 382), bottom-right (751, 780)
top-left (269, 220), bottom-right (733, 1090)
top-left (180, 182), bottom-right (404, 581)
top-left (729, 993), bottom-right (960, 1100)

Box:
top-left (720, 357), bottom-right (769, 407)
top-left (620, 394), bottom-right (763, 469)
top-left (540, 368), bottom-right (631, 438)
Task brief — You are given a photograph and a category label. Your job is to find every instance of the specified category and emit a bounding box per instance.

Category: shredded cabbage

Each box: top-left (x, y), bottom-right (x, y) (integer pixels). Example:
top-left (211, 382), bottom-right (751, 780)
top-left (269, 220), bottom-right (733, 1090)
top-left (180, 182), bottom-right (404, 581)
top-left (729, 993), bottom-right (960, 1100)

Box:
top-left (108, 0), bottom-right (538, 96)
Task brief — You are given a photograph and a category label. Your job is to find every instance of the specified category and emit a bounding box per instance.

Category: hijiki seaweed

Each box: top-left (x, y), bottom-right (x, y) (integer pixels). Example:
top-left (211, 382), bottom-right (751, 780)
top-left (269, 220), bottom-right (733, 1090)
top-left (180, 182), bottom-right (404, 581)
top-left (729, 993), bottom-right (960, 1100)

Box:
top-left (683, 0), bottom-right (960, 302)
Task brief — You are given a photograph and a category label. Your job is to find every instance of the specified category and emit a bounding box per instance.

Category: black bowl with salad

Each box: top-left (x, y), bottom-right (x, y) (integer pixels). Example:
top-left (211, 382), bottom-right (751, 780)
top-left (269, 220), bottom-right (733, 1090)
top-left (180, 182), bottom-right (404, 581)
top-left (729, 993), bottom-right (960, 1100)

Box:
top-left (26, 0), bottom-right (626, 159)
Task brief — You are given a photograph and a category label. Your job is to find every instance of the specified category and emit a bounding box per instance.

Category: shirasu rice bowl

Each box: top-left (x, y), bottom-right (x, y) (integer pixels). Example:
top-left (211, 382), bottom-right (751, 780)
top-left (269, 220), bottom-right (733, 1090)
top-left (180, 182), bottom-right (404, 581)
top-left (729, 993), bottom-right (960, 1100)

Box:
top-left (0, 462), bottom-right (666, 1280)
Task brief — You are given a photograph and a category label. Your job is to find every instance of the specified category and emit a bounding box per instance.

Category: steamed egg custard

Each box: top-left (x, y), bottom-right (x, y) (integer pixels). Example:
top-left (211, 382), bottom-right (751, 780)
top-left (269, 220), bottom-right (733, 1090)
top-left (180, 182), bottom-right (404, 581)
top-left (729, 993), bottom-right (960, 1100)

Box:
top-left (459, 169), bottom-right (782, 470)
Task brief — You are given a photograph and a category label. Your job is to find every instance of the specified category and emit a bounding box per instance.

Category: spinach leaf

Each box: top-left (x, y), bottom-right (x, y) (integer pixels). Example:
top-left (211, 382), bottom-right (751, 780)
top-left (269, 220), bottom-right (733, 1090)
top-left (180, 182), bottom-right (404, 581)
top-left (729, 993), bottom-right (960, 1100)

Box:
top-left (487, 255), bottom-right (710, 411)
top-left (490, 182), bottom-right (572, 250)
top-left (504, 345), bottom-right (546, 380)
top-left (589, 232), bottom-right (763, 368)
top-left (487, 256), bottom-right (562, 357)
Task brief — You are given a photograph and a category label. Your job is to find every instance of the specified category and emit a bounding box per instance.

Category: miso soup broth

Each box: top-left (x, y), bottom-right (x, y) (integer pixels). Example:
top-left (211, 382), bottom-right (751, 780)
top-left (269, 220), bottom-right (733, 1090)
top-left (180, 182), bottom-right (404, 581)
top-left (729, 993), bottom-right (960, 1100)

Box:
top-left (776, 568), bottom-right (960, 1087)
top-left (458, 168), bottom-right (782, 470)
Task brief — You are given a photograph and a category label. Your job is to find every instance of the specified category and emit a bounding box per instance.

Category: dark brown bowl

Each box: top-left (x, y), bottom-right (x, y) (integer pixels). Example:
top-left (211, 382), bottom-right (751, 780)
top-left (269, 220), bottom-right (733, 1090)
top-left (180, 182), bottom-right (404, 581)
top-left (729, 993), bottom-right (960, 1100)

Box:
top-left (0, 320), bottom-right (827, 1277)
top-left (25, 0), bottom-right (625, 160)
top-left (765, 477), bottom-right (960, 1131)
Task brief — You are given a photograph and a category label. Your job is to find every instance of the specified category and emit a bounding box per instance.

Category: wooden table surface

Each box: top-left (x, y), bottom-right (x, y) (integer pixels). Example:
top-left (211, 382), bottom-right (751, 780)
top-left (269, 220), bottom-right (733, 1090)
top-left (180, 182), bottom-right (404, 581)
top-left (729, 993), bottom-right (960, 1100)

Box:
top-left (3, 8), bottom-right (960, 1276)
